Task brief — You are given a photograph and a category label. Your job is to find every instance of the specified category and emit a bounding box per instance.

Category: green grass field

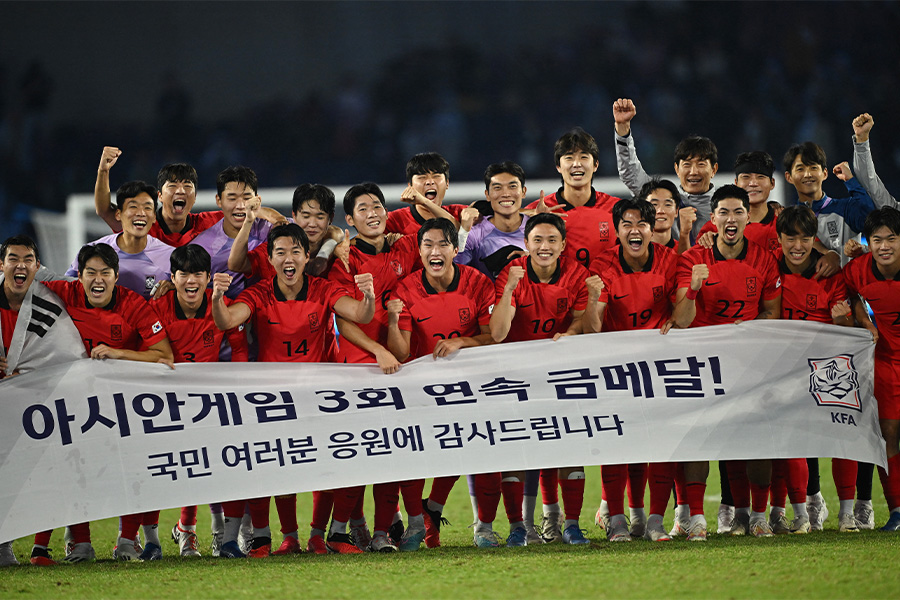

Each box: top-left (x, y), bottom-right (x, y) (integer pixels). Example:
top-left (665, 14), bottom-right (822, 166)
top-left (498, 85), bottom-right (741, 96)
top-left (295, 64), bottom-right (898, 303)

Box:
top-left (2, 461), bottom-right (898, 599)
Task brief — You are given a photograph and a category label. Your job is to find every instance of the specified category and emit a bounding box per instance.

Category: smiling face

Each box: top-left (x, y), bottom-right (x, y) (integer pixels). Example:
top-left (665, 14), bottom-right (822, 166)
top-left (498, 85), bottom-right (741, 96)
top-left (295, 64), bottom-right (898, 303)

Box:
top-left (735, 172), bottom-right (775, 206)
top-left (526, 223), bottom-right (565, 269)
top-left (785, 155), bottom-right (827, 200)
top-left (116, 192), bottom-right (156, 238)
top-left (778, 232), bottom-right (815, 270)
top-left (345, 193), bottom-right (387, 241)
top-left (869, 225), bottom-right (900, 270)
top-left (79, 256), bottom-right (119, 307)
top-left (268, 235), bottom-right (309, 287)
top-left (172, 269), bottom-right (210, 307)
top-left (159, 179), bottom-right (197, 221)
top-left (410, 171), bottom-right (449, 205)
top-left (616, 208), bottom-right (653, 261)
top-left (216, 182), bottom-right (255, 233)
top-left (485, 172), bottom-right (525, 217)
top-left (646, 188), bottom-right (677, 233)
top-left (293, 199), bottom-right (331, 247)
top-left (675, 156), bottom-right (718, 195)
top-left (1, 244), bottom-right (40, 297)
top-left (712, 197), bottom-right (750, 247)
top-left (419, 228), bottom-right (457, 281)
top-left (557, 150), bottom-right (598, 189)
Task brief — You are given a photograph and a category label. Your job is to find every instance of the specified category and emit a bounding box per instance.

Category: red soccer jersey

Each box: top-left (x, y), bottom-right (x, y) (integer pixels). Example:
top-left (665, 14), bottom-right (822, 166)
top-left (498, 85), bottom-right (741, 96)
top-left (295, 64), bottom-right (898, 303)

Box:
top-left (0, 296), bottom-right (15, 354)
top-left (776, 249), bottom-right (848, 323)
top-left (524, 187), bottom-right (620, 269)
top-left (590, 243), bottom-right (678, 332)
top-left (676, 238), bottom-right (781, 327)
top-left (494, 256), bottom-right (589, 342)
top-left (395, 264), bottom-right (494, 359)
top-left (150, 210), bottom-right (223, 247)
top-left (150, 289), bottom-right (248, 363)
top-left (327, 235), bottom-right (422, 363)
top-left (697, 205), bottom-right (780, 254)
top-left (843, 253), bottom-right (900, 360)
top-left (385, 204), bottom-right (468, 236)
top-left (42, 280), bottom-right (167, 352)
top-left (235, 276), bottom-right (347, 362)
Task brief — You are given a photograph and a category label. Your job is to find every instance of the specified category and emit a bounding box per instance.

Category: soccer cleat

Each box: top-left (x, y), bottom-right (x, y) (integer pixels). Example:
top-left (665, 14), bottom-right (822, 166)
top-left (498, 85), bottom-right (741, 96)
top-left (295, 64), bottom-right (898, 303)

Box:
top-left (606, 515), bottom-right (632, 542)
top-left (717, 504), bottom-right (735, 535)
top-left (594, 501), bottom-right (610, 531)
top-left (854, 500), bottom-right (875, 530)
top-left (61, 542), bottom-right (95, 564)
top-left (238, 520), bottom-right (254, 555)
top-left (879, 510), bottom-right (900, 531)
top-left (730, 512), bottom-right (750, 536)
top-left (506, 527), bottom-right (527, 547)
top-left (171, 524), bottom-right (201, 558)
top-left (138, 542), bottom-right (162, 561)
top-left (306, 535), bottom-right (328, 555)
top-left (367, 534), bottom-right (398, 553)
top-left (807, 493), bottom-right (828, 531)
top-left (350, 524), bottom-right (372, 551)
top-left (272, 536), bottom-right (302, 555)
top-left (562, 524), bottom-right (591, 545)
top-left (524, 523), bottom-right (544, 545)
top-left (0, 542), bottom-right (19, 566)
top-left (687, 515), bottom-right (708, 542)
top-left (540, 512), bottom-right (563, 543)
top-left (210, 528), bottom-right (223, 557)
top-left (643, 516), bottom-right (672, 542)
top-left (473, 530), bottom-right (502, 548)
top-left (247, 536), bottom-right (271, 558)
top-left (388, 520), bottom-right (405, 547)
top-left (218, 540), bottom-right (246, 558)
top-left (326, 532), bottom-right (364, 554)
top-left (30, 547), bottom-right (57, 566)
top-left (790, 516), bottom-right (811, 534)
top-left (838, 512), bottom-right (860, 533)
top-left (749, 517), bottom-right (775, 538)
top-left (63, 527), bottom-right (74, 558)
top-left (669, 517), bottom-right (690, 538)
top-left (398, 527), bottom-right (426, 552)
top-left (422, 500), bottom-right (450, 549)
top-left (113, 541), bottom-right (140, 561)
top-left (629, 511), bottom-right (647, 538)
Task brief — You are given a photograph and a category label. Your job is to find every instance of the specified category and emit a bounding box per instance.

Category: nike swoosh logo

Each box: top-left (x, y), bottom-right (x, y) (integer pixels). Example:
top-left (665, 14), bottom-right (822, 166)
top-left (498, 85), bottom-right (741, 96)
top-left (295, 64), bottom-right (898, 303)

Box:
top-left (704, 281), bottom-right (721, 287)
top-left (613, 294), bottom-right (628, 300)
top-left (267, 319), bottom-right (280, 325)
top-left (519, 303), bottom-right (534, 308)
top-left (416, 316), bottom-right (432, 323)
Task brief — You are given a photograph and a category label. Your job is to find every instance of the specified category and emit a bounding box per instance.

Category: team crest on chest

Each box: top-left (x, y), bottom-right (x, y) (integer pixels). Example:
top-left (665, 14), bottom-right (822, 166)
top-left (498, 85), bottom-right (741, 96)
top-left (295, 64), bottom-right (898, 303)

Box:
top-left (145, 276), bottom-right (156, 292)
top-left (203, 330), bottom-right (215, 346)
top-left (390, 259), bottom-right (404, 277)
top-left (806, 294), bottom-right (818, 310)
top-left (308, 312), bottom-right (320, 331)
top-left (556, 298), bottom-right (568, 314)
top-left (653, 286), bottom-right (664, 302)
top-left (827, 222), bottom-right (839, 237)
top-left (111, 324), bottom-right (122, 341)
top-left (746, 277), bottom-right (757, 295)
top-left (598, 221), bottom-right (609, 241)
top-left (458, 308), bottom-right (471, 326)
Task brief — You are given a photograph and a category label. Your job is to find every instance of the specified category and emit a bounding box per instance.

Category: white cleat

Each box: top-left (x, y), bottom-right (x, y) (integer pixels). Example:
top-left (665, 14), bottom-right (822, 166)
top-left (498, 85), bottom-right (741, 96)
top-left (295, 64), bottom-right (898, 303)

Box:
top-left (607, 514), bottom-right (632, 542)
top-left (838, 512), bottom-right (860, 533)
top-left (717, 504), bottom-right (735, 534)
top-left (643, 515), bottom-right (672, 542)
top-left (854, 500), bottom-right (875, 530)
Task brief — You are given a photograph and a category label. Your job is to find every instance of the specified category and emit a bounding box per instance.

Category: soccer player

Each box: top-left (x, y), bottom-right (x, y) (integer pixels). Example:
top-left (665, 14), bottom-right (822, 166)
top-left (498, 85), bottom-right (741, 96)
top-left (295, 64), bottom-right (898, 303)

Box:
top-left (772, 205), bottom-right (857, 533)
top-left (455, 161), bottom-right (529, 279)
top-left (386, 218), bottom-right (496, 549)
top-left (672, 185), bottom-right (782, 541)
top-left (385, 152), bottom-right (463, 235)
top-left (149, 244), bottom-right (249, 558)
top-left (46, 243), bottom-right (175, 561)
top-left (0, 235), bottom-right (87, 566)
top-left (523, 128), bottom-right (620, 270)
top-left (636, 178), bottom-right (691, 253)
top-left (67, 180), bottom-right (174, 299)
top-left (583, 198), bottom-right (678, 542)
top-left (211, 223), bottom-right (376, 557)
top-left (842, 206), bottom-right (900, 531)
top-left (491, 213), bottom-right (591, 546)
top-left (613, 98), bottom-right (718, 241)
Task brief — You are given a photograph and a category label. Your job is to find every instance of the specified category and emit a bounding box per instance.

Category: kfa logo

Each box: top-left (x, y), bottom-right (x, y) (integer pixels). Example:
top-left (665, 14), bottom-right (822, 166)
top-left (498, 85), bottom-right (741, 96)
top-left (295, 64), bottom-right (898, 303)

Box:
top-left (808, 354), bottom-right (861, 411)
top-left (145, 276), bottom-right (156, 292)
top-left (598, 221), bottom-right (609, 241)
top-left (557, 298), bottom-right (568, 314)
top-left (390, 259), bottom-right (404, 277)
top-left (458, 308), bottom-right (471, 326)
top-left (308, 312), bottom-right (320, 332)
top-left (203, 330), bottom-right (215, 346)
top-left (111, 324), bottom-right (122, 341)
top-left (746, 277), bottom-right (757, 295)
top-left (652, 286), bottom-right (664, 302)
top-left (827, 221), bottom-right (839, 237)
top-left (806, 294), bottom-right (817, 310)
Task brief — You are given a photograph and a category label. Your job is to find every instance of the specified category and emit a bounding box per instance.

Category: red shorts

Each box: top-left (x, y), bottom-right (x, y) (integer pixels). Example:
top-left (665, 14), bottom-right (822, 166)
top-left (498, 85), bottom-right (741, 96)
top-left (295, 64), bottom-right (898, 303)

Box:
top-left (874, 357), bottom-right (900, 420)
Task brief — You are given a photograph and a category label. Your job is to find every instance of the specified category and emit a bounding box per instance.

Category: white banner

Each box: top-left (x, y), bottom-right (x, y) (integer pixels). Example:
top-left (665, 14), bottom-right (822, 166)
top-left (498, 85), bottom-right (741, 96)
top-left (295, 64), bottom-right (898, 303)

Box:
top-left (0, 321), bottom-right (883, 542)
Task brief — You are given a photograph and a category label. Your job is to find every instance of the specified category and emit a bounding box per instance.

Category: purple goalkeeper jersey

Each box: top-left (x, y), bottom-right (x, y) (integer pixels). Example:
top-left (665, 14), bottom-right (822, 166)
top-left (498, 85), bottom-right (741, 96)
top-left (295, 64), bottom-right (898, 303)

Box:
top-left (191, 218), bottom-right (272, 298)
top-left (454, 215), bottom-right (529, 280)
top-left (65, 233), bottom-right (174, 300)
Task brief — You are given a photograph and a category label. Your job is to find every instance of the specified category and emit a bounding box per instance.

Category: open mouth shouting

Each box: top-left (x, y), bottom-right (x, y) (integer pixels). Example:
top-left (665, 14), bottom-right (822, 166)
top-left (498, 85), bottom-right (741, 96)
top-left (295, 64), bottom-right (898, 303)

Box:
top-left (722, 224), bottom-right (739, 243)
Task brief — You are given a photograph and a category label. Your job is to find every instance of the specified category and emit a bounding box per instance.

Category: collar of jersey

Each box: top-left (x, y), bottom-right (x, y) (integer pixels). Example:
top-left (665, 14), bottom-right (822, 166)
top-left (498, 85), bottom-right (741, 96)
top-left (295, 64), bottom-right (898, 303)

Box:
top-left (422, 264), bottom-right (461, 294)
top-left (527, 257), bottom-right (562, 284)
top-left (870, 253), bottom-right (900, 281)
top-left (273, 275), bottom-right (308, 301)
top-left (354, 237), bottom-right (390, 256)
top-left (778, 248), bottom-right (820, 279)
top-left (712, 236), bottom-right (749, 262)
top-left (82, 284), bottom-right (118, 310)
top-left (174, 290), bottom-right (208, 319)
top-left (618, 243), bottom-right (655, 274)
top-left (555, 186), bottom-right (597, 210)
top-left (155, 209), bottom-right (193, 235)
top-left (759, 204), bottom-right (776, 225)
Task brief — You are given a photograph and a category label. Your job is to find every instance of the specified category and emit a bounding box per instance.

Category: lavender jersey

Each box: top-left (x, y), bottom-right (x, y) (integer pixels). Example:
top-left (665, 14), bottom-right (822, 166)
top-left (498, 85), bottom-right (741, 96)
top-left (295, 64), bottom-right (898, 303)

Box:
top-left (455, 215), bottom-right (528, 280)
top-left (191, 219), bottom-right (272, 298)
top-left (65, 233), bottom-right (174, 300)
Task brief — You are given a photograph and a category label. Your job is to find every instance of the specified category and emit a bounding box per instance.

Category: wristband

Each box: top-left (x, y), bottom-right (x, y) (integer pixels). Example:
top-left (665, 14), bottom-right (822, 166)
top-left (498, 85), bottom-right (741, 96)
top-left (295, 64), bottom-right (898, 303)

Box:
top-left (685, 287), bottom-right (699, 300)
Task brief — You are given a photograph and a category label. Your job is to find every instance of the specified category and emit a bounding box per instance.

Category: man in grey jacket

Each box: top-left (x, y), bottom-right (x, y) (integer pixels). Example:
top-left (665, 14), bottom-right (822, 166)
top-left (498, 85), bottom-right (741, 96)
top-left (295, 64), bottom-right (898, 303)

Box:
top-left (851, 113), bottom-right (896, 209)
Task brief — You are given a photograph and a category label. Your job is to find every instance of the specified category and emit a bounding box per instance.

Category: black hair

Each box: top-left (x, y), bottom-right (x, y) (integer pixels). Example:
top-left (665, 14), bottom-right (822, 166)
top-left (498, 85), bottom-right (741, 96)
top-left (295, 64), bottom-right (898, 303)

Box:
top-left (115, 181), bottom-right (158, 212)
top-left (636, 178), bottom-right (681, 207)
top-left (406, 152), bottom-right (450, 183)
top-left (674, 136), bottom-right (718, 166)
top-left (612, 198), bottom-right (656, 231)
top-left (524, 213), bottom-right (567, 240)
top-left (216, 165), bottom-right (258, 196)
top-left (863, 206), bottom-right (900, 239)
top-left (292, 183), bottom-right (336, 220)
top-left (157, 163), bottom-right (198, 190)
top-left (170, 244), bottom-right (212, 274)
top-left (783, 142), bottom-right (827, 173)
top-left (267, 223), bottom-right (310, 256)
top-left (342, 182), bottom-right (385, 216)
top-left (734, 151), bottom-right (775, 178)
top-left (417, 218), bottom-right (458, 250)
top-left (483, 161), bottom-right (526, 190)
top-left (1, 234), bottom-right (40, 262)
top-left (710, 184), bottom-right (750, 212)
top-left (553, 127), bottom-right (599, 166)
top-left (776, 205), bottom-right (818, 237)
top-left (77, 243), bottom-right (119, 275)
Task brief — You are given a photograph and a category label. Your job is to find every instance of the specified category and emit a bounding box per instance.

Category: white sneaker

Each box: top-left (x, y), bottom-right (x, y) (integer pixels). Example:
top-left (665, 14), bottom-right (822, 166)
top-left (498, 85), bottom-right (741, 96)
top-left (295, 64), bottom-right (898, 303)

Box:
top-left (643, 515), bottom-right (671, 541)
top-left (838, 512), bottom-right (860, 532)
top-left (749, 517), bottom-right (775, 538)
top-left (172, 524), bottom-right (201, 557)
top-left (540, 512), bottom-right (563, 543)
top-left (854, 500), bottom-right (875, 530)
top-left (594, 500), bottom-right (610, 531)
top-left (768, 512), bottom-right (791, 535)
top-left (790, 515), bottom-right (811, 534)
top-left (717, 504), bottom-right (735, 534)
top-left (687, 515), bottom-right (708, 542)
top-left (238, 514), bottom-right (253, 554)
top-left (607, 514), bottom-right (632, 542)
top-left (113, 538), bottom-right (140, 561)
top-left (0, 541), bottom-right (18, 566)
top-left (807, 493), bottom-right (828, 531)
top-left (524, 523), bottom-right (545, 545)
top-left (61, 542), bottom-right (95, 563)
